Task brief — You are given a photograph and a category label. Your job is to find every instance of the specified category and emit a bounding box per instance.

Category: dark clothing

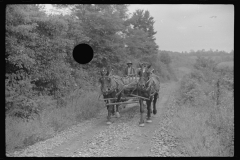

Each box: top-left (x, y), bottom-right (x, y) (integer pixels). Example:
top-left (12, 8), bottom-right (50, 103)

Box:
top-left (136, 68), bottom-right (141, 76)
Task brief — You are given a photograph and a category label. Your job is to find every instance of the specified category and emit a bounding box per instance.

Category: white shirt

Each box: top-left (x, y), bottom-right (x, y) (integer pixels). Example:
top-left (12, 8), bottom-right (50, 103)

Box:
top-left (127, 67), bottom-right (132, 75)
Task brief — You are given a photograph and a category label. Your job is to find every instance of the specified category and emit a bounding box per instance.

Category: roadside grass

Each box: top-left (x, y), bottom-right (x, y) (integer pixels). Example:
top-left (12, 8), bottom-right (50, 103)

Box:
top-left (172, 75), bottom-right (234, 156)
top-left (6, 90), bottom-right (105, 153)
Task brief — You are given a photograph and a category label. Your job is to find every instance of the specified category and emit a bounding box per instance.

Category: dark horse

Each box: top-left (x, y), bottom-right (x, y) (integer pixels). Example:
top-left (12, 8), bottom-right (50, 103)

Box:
top-left (99, 66), bottom-right (160, 127)
top-left (99, 67), bottom-right (139, 125)
top-left (98, 68), bottom-right (124, 124)
top-left (137, 63), bottom-right (160, 127)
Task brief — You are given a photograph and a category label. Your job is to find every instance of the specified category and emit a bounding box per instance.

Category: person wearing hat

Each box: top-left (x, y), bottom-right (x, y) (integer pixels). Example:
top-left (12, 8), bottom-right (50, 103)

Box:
top-left (124, 60), bottom-right (135, 77)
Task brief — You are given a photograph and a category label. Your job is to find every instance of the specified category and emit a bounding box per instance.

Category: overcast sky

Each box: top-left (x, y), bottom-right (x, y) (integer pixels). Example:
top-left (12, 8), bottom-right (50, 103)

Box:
top-left (128, 4), bottom-right (234, 53)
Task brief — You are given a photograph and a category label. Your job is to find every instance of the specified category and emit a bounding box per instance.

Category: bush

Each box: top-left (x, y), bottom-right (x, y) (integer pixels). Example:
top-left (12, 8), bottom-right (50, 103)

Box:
top-left (177, 75), bottom-right (205, 106)
top-left (166, 64), bottom-right (178, 81)
top-left (159, 51), bottom-right (171, 65)
top-left (174, 57), bottom-right (234, 156)
top-left (194, 56), bottom-right (217, 71)
top-left (205, 90), bottom-right (234, 156)
top-left (174, 85), bottom-right (234, 156)
top-left (138, 54), bottom-right (177, 82)
top-left (189, 69), bottom-right (204, 82)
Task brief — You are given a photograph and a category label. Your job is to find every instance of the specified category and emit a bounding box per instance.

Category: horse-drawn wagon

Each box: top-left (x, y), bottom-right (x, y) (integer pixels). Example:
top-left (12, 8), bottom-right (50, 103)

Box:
top-left (98, 63), bottom-right (160, 127)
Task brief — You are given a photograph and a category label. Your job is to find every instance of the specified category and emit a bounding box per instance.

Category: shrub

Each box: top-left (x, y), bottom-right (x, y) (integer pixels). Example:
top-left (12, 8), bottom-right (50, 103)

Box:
top-left (189, 69), bottom-right (204, 82)
top-left (177, 75), bottom-right (205, 106)
top-left (175, 59), bottom-right (234, 156)
top-left (159, 51), bottom-right (171, 65)
top-left (166, 64), bottom-right (178, 81)
top-left (205, 90), bottom-right (234, 156)
top-left (174, 86), bottom-right (234, 156)
top-left (194, 56), bottom-right (217, 71)
top-left (73, 91), bottom-right (104, 121)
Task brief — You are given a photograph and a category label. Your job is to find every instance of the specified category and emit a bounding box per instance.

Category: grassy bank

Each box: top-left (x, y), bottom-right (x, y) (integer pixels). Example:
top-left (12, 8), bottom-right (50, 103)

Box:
top-left (172, 90), bottom-right (234, 156)
top-left (6, 90), bottom-right (104, 153)
top-left (171, 58), bottom-right (234, 156)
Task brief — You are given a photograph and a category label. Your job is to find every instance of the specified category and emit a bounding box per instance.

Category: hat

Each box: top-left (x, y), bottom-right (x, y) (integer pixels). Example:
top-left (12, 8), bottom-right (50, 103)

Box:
top-left (127, 60), bottom-right (132, 64)
top-left (142, 62), bottom-right (149, 65)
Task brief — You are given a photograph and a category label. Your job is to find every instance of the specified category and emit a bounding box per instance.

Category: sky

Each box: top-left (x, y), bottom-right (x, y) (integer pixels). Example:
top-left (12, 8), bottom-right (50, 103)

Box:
top-left (128, 4), bottom-right (234, 53)
top-left (42, 4), bottom-right (234, 53)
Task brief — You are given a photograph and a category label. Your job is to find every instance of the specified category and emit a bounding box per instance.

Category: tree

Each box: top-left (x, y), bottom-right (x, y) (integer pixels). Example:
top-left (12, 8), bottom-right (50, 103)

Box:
top-left (6, 4), bottom-right (79, 117)
top-left (6, 4), bottom-right (164, 118)
top-left (124, 9), bottom-right (158, 58)
top-left (68, 4), bottom-right (130, 75)
top-left (159, 51), bottom-right (171, 65)
top-left (126, 9), bottom-right (157, 40)
top-left (6, 4), bottom-right (45, 117)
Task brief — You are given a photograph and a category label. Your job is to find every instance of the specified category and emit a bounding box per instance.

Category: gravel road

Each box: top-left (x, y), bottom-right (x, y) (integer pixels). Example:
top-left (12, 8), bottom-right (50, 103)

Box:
top-left (7, 81), bottom-right (188, 157)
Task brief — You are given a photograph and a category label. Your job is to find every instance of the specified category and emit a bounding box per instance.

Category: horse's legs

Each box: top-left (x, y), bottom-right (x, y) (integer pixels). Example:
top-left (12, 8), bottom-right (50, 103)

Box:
top-left (112, 105), bottom-right (115, 116)
top-left (115, 105), bottom-right (120, 118)
top-left (153, 93), bottom-right (158, 115)
top-left (115, 93), bottom-right (122, 118)
top-left (107, 105), bottom-right (113, 124)
top-left (139, 99), bottom-right (145, 127)
top-left (146, 99), bottom-right (152, 123)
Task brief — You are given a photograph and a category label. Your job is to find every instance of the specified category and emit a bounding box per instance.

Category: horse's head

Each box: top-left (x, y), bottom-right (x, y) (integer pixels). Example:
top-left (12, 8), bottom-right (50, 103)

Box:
top-left (99, 75), bottom-right (112, 95)
top-left (99, 68), bottom-right (111, 95)
top-left (138, 63), bottom-right (151, 89)
top-left (100, 68), bottom-right (109, 77)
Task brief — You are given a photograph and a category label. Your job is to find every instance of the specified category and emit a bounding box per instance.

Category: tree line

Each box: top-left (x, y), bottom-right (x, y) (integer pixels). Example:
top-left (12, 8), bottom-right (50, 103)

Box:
top-left (6, 4), bottom-right (161, 119)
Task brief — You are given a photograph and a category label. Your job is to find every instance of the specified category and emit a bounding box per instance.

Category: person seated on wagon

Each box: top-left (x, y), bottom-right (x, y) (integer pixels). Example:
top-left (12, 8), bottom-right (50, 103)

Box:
top-left (124, 60), bottom-right (136, 77)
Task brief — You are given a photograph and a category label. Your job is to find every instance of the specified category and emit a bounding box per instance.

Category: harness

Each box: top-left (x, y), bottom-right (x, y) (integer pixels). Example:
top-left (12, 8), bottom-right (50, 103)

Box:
top-left (101, 76), bottom-right (117, 95)
top-left (140, 74), bottom-right (159, 99)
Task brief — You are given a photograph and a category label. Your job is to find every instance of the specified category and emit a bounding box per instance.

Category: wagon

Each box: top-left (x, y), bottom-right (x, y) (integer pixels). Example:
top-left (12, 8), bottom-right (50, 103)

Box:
top-left (98, 75), bottom-right (150, 106)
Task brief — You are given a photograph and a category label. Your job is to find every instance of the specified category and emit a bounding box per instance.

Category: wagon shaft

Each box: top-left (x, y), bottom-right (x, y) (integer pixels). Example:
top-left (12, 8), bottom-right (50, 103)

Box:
top-left (130, 94), bottom-right (150, 100)
top-left (105, 100), bottom-right (139, 106)
top-left (99, 97), bottom-right (118, 101)
top-left (100, 97), bottom-right (139, 101)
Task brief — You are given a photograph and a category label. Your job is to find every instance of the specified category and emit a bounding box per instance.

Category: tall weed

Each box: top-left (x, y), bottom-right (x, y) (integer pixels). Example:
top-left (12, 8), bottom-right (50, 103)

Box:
top-left (6, 90), bottom-right (104, 153)
top-left (174, 57), bottom-right (234, 156)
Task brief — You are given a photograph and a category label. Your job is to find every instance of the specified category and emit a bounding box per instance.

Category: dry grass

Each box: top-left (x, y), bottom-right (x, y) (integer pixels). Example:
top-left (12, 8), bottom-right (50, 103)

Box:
top-left (171, 100), bottom-right (233, 156)
top-left (6, 90), bottom-right (104, 153)
top-left (172, 82), bottom-right (234, 157)
top-left (171, 104), bottom-right (218, 156)
top-left (169, 53), bottom-right (234, 156)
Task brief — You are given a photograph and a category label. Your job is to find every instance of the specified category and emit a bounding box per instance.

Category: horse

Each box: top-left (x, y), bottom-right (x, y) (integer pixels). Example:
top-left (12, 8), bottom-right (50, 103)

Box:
top-left (137, 63), bottom-right (160, 127)
top-left (99, 68), bottom-right (125, 124)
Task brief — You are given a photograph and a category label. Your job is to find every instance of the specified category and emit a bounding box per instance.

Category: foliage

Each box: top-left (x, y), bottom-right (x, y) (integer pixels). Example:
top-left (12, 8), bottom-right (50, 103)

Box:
top-left (73, 4), bottom-right (128, 69)
top-left (159, 51), bottom-right (171, 65)
top-left (194, 56), bottom-right (217, 71)
top-left (6, 90), bottom-right (103, 152)
top-left (175, 55), bottom-right (234, 156)
top-left (6, 4), bottom-right (166, 152)
top-left (124, 9), bottom-right (158, 57)
top-left (177, 75), bottom-right (206, 106)
top-left (126, 9), bottom-right (157, 40)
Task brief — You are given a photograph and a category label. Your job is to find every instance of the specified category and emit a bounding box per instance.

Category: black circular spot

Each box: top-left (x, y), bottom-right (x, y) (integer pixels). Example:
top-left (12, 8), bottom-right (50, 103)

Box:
top-left (73, 43), bottom-right (93, 64)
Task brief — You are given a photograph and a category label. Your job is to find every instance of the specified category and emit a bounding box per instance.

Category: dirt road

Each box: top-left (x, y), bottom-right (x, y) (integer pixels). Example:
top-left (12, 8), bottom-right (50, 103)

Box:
top-left (8, 81), bottom-right (188, 157)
